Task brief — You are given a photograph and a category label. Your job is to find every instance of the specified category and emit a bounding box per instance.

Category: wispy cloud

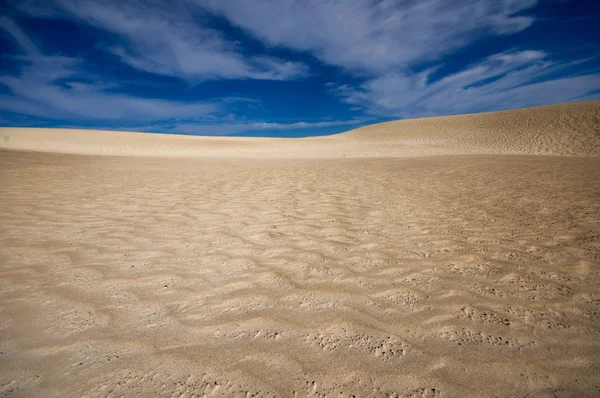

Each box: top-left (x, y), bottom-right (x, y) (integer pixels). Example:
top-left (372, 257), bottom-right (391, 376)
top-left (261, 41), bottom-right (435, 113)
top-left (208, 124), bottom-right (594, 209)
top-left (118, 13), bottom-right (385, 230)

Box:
top-left (13, 0), bottom-right (308, 81)
top-left (202, 0), bottom-right (539, 74)
top-left (2, 0), bottom-right (598, 133)
top-left (329, 50), bottom-right (600, 117)
top-left (113, 119), bottom-right (365, 136)
top-left (0, 17), bottom-right (40, 55)
top-left (0, 18), bottom-right (219, 121)
top-left (0, 17), bottom-right (361, 136)
top-left (201, 0), bottom-right (599, 117)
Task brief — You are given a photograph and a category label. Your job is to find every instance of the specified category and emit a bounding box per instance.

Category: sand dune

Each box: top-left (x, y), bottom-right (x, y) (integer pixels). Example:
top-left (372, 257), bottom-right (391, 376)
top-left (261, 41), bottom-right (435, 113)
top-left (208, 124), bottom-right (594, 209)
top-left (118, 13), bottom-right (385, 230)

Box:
top-left (341, 101), bottom-right (600, 157)
top-left (1, 101), bottom-right (599, 157)
top-left (1, 102), bottom-right (600, 397)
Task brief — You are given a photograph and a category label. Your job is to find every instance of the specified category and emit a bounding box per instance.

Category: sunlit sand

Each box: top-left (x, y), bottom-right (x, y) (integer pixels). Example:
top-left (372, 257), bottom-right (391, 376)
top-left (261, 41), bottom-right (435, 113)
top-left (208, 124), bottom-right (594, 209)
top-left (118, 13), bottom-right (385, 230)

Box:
top-left (1, 101), bottom-right (599, 397)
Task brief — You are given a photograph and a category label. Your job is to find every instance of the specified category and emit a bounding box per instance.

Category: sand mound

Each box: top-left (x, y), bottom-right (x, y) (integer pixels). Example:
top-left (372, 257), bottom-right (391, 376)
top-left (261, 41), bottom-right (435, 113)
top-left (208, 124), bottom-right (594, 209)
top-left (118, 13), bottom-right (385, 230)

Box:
top-left (1, 101), bottom-right (598, 157)
top-left (339, 100), bottom-right (600, 157)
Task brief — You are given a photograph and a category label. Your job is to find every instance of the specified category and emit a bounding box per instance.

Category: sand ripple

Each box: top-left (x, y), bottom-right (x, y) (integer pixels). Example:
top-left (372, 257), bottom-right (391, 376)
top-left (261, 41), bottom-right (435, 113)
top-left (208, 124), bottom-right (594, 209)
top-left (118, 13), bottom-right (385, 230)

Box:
top-left (1, 151), bottom-right (600, 397)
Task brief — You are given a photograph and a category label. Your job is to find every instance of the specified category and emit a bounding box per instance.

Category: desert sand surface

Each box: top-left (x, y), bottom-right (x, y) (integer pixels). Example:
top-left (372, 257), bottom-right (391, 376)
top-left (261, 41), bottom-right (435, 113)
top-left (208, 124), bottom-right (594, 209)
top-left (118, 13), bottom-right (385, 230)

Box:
top-left (2, 101), bottom-right (599, 158)
top-left (1, 102), bottom-right (600, 397)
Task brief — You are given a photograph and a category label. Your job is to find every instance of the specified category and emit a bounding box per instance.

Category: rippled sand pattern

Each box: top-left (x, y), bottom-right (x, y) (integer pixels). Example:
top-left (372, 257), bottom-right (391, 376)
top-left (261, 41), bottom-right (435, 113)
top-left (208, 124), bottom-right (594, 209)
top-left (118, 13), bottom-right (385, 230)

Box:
top-left (1, 151), bottom-right (599, 397)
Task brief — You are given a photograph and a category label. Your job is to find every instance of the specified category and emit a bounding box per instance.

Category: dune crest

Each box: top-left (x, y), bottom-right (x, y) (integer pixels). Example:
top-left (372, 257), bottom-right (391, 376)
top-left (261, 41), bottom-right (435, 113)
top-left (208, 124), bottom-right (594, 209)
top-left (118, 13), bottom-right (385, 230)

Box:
top-left (1, 101), bottom-right (599, 157)
top-left (340, 101), bottom-right (600, 157)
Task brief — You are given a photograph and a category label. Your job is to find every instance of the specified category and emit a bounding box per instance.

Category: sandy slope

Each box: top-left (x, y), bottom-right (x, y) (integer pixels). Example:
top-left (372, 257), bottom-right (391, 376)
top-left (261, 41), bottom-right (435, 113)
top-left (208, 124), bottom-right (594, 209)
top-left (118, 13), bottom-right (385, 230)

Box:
top-left (1, 102), bottom-right (600, 397)
top-left (1, 101), bottom-right (599, 157)
top-left (341, 101), bottom-right (600, 157)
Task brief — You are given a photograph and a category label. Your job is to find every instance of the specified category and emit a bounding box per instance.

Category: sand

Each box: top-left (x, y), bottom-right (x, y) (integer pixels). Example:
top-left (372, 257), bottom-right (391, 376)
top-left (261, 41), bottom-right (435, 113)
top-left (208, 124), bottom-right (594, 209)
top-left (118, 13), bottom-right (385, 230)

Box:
top-left (2, 101), bottom-right (600, 158)
top-left (0, 101), bottom-right (599, 397)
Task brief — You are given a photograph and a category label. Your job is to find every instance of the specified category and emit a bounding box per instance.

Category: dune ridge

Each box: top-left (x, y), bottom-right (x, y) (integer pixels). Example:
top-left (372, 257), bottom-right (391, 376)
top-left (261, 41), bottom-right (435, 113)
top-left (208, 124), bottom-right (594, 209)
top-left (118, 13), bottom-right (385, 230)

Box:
top-left (1, 100), bottom-right (599, 157)
top-left (341, 101), bottom-right (600, 157)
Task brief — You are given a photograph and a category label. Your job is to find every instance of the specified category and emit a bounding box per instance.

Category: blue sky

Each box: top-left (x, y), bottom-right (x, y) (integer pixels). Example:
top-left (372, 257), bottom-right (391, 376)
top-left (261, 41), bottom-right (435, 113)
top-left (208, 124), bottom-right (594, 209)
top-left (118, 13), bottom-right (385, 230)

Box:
top-left (0, 0), bottom-right (599, 137)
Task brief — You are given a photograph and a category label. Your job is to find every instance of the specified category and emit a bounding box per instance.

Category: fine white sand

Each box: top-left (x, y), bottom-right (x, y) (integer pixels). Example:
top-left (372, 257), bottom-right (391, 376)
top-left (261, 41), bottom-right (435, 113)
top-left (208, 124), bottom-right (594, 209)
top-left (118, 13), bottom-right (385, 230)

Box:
top-left (1, 101), bottom-right (599, 397)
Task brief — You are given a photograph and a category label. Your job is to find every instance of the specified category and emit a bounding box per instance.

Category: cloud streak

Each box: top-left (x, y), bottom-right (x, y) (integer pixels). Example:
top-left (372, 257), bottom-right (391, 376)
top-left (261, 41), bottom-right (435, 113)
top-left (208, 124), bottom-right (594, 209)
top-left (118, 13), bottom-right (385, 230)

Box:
top-left (0, 18), bottom-right (219, 121)
top-left (329, 50), bottom-right (600, 117)
top-left (0, 16), bottom-right (360, 136)
top-left (2, 1), bottom-right (598, 134)
top-left (202, 0), bottom-right (539, 74)
top-left (118, 119), bottom-right (365, 136)
top-left (13, 0), bottom-right (308, 81)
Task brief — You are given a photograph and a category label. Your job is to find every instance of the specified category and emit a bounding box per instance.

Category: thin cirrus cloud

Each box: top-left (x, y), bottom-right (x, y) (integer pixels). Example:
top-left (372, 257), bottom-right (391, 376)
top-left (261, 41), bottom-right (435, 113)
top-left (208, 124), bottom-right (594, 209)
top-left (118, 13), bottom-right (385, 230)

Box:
top-left (329, 50), bottom-right (600, 117)
top-left (118, 119), bottom-right (365, 136)
top-left (0, 17), bottom-right (220, 122)
top-left (201, 0), bottom-right (539, 74)
top-left (0, 14), bottom-right (343, 136)
top-left (202, 0), bottom-right (600, 117)
top-left (12, 0), bottom-right (309, 81)
top-left (1, 1), bottom-right (599, 135)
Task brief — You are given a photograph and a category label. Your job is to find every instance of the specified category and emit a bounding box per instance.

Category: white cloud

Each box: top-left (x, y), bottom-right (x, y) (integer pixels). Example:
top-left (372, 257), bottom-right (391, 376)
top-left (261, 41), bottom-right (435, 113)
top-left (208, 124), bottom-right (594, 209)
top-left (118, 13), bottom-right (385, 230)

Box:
top-left (0, 19), bottom-right (219, 121)
top-left (0, 17), bottom-right (362, 135)
top-left (200, 0), bottom-right (599, 116)
top-left (120, 119), bottom-right (365, 136)
top-left (201, 0), bottom-right (538, 74)
top-left (5, 0), bottom-right (598, 125)
top-left (0, 17), bottom-right (40, 55)
top-left (12, 0), bottom-right (308, 81)
top-left (329, 50), bottom-right (600, 117)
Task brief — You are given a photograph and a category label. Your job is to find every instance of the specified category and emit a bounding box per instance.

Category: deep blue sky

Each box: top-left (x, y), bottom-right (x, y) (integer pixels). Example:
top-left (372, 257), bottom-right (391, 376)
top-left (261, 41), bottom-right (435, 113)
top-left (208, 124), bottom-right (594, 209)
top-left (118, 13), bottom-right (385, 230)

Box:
top-left (0, 0), bottom-right (599, 137)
